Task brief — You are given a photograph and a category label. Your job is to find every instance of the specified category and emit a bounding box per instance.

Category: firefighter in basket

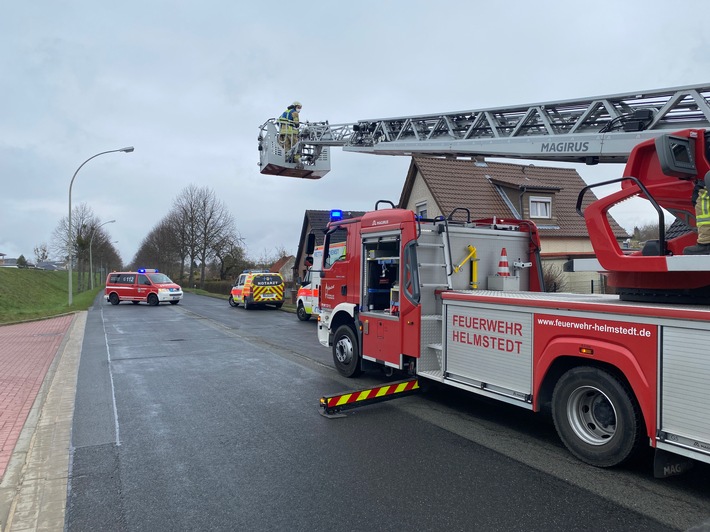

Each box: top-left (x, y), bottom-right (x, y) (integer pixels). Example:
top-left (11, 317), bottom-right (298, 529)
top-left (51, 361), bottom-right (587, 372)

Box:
top-left (683, 172), bottom-right (710, 255)
top-left (277, 101), bottom-right (302, 162)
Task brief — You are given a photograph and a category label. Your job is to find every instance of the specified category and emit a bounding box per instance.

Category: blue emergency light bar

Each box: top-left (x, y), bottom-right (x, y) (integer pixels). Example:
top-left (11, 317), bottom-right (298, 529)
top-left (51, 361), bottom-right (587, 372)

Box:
top-left (330, 209), bottom-right (343, 222)
top-left (138, 268), bottom-right (159, 273)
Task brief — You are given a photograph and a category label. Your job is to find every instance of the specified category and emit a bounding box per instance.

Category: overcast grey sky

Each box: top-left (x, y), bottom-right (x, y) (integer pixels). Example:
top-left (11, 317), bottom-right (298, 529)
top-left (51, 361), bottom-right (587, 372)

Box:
top-left (2, 0), bottom-right (709, 265)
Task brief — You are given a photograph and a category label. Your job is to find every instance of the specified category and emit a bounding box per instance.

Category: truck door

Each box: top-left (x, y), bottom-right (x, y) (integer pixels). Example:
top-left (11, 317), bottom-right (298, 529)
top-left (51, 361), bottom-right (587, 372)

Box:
top-left (360, 233), bottom-right (403, 367)
top-left (136, 273), bottom-right (151, 300)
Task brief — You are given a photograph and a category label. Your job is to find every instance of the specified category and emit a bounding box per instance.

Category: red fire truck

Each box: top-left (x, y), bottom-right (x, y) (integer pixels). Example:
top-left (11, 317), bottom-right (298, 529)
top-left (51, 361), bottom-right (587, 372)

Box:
top-left (259, 84), bottom-right (710, 476)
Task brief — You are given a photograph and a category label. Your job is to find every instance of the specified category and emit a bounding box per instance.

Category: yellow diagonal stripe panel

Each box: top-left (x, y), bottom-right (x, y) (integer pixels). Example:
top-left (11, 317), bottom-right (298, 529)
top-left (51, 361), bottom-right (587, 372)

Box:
top-left (336, 393), bottom-right (353, 406)
top-left (375, 385), bottom-right (391, 398)
top-left (356, 390), bottom-right (371, 402)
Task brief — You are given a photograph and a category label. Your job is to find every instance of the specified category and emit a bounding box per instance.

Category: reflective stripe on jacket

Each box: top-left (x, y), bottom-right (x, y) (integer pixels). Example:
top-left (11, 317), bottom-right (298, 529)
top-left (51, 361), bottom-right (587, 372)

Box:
top-left (697, 188), bottom-right (710, 227)
top-left (278, 107), bottom-right (299, 135)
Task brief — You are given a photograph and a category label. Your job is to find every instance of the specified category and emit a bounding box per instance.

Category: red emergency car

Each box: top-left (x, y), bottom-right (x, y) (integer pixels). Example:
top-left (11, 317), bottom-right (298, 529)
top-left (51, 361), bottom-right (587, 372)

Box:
top-left (105, 269), bottom-right (183, 306)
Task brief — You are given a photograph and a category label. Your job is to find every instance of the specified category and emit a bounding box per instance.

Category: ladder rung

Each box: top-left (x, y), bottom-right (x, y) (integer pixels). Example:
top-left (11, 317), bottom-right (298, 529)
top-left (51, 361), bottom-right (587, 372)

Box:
top-left (418, 243), bottom-right (444, 248)
top-left (419, 263), bottom-right (446, 267)
top-left (421, 283), bottom-right (448, 287)
top-left (422, 315), bottom-right (442, 321)
top-left (427, 343), bottom-right (442, 351)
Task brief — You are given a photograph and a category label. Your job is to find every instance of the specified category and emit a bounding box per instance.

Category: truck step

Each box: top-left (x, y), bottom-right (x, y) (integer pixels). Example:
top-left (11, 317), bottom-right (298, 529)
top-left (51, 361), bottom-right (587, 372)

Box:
top-left (417, 369), bottom-right (444, 381)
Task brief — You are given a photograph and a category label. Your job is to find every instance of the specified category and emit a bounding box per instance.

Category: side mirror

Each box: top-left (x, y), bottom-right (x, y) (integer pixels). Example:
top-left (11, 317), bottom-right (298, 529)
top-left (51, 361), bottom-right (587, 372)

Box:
top-left (304, 256), bottom-right (314, 267)
top-left (306, 233), bottom-right (316, 255)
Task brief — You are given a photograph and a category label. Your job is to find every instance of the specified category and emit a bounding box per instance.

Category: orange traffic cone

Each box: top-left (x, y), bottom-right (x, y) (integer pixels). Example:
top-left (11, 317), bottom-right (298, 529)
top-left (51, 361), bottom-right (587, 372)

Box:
top-left (497, 248), bottom-right (510, 276)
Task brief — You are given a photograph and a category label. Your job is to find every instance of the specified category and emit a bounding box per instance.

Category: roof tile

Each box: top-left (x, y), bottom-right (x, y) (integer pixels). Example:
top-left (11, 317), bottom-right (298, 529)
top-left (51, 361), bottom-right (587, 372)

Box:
top-left (409, 157), bottom-right (628, 238)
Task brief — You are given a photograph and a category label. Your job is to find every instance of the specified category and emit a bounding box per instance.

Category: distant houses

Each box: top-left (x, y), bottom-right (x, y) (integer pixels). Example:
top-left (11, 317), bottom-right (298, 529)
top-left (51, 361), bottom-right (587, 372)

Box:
top-left (0, 253), bottom-right (64, 270)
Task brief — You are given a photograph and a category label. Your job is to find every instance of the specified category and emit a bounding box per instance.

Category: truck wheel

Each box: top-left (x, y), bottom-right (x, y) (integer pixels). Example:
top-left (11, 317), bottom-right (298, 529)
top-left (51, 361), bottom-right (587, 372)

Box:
top-left (109, 293), bottom-right (120, 305)
top-left (273, 302), bottom-right (283, 309)
top-left (297, 303), bottom-right (310, 321)
top-left (332, 325), bottom-right (362, 378)
top-left (228, 295), bottom-right (238, 307)
top-left (147, 293), bottom-right (159, 306)
top-left (552, 366), bottom-right (643, 468)
top-left (243, 297), bottom-right (251, 310)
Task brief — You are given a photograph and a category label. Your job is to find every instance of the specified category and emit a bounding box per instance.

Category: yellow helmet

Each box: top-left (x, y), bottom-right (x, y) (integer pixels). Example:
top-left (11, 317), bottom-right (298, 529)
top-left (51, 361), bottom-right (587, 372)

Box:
top-left (292, 101), bottom-right (302, 108)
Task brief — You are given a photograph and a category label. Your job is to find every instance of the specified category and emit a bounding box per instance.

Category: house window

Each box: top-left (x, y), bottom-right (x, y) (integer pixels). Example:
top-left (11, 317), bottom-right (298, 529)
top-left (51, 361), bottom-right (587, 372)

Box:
top-left (415, 201), bottom-right (428, 219)
top-left (529, 196), bottom-right (551, 218)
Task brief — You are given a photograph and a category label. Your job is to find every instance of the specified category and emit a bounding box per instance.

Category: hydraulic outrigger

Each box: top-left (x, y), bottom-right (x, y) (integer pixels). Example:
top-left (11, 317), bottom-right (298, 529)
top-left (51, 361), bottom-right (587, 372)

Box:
top-left (320, 378), bottom-right (420, 418)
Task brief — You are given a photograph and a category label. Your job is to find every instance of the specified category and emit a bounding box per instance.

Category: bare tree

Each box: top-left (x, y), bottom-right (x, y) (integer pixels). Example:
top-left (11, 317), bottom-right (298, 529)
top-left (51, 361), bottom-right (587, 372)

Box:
top-left (542, 262), bottom-right (568, 293)
top-left (213, 236), bottom-right (247, 281)
top-left (34, 243), bottom-right (49, 264)
top-left (90, 231), bottom-right (122, 284)
top-left (633, 221), bottom-right (673, 245)
top-left (194, 188), bottom-right (236, 289)
top-left (172, 184), bottom-right (203, 287)
top-left (51, 202), bottom-right (99, 291)
top-left (253, 245), bottom-right (292, 270)
top-left (132, 216), bottom-right (183, 278)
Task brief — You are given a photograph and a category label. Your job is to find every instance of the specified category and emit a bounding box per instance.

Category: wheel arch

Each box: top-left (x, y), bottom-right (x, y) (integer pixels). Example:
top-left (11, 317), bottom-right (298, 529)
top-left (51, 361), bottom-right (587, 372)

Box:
top-left (328, 304), bottom-right (358, 337)
top-left (535, 343), bottom-right (653, 440)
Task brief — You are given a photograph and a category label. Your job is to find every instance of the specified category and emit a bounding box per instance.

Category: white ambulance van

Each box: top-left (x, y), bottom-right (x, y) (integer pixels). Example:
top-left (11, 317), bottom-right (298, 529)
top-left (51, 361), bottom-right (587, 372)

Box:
top-left (296, 242), bottom-right (345, 321)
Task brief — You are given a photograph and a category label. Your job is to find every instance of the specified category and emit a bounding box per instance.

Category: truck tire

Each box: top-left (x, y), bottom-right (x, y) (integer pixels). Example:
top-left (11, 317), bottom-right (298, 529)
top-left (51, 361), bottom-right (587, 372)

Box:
top-left (551, 366), bottom-right (643, 468)
top-left (332, 325), bottom-right (362, 378)
top-left (228, 295), bottom-right (238, 307)
top-left (243, 297), bottom-right (251, 310)
top-left (147, 293), bottom-right (159, 306)
top-left (109, 293), bottom-right (120, 305)
top-left (297, 303), bottom-right (310, 321)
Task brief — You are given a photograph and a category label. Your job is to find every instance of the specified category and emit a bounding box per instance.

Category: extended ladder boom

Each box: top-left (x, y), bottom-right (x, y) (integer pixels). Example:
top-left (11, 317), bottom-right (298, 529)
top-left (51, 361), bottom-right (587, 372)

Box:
top-left (258, 83), bottom-right (710, 179)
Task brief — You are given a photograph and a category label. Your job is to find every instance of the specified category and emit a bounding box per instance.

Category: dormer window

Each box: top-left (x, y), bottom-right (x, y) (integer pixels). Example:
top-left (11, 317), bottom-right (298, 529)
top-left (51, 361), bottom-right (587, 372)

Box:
top-left (530, 196), bottom-right (551, 218)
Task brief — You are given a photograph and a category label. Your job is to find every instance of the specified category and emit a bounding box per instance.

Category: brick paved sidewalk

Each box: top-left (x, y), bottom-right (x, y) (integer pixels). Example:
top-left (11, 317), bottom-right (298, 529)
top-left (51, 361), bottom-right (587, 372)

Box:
top-left (0, 315), bottom-right (75, 482)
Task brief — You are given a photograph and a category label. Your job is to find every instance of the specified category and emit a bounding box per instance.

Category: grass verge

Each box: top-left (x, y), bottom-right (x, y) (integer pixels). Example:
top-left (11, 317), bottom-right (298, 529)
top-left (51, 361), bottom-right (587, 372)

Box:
top-left (0, 269), bottom-right (101, 324)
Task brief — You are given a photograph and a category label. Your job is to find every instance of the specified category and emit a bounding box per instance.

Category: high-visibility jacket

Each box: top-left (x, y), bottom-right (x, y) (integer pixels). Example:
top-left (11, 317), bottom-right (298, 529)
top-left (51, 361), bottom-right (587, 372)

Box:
top-left (278, 107), bottom-right (299, 135)
top-left (697, 187), bottom-right (710, 228)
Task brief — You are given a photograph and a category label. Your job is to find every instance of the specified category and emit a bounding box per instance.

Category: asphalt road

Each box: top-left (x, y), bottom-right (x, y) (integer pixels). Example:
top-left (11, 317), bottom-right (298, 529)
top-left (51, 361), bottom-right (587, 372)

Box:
top-left (66, 293), bottom-right (710, 531)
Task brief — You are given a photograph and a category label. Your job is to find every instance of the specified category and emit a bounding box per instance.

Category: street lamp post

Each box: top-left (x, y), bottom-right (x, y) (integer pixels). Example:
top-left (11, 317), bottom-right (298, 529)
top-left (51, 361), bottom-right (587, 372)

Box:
top-left (68, 147), bottom-right (134, 306)
top-left (89, 219), bottom-right (116, 290)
